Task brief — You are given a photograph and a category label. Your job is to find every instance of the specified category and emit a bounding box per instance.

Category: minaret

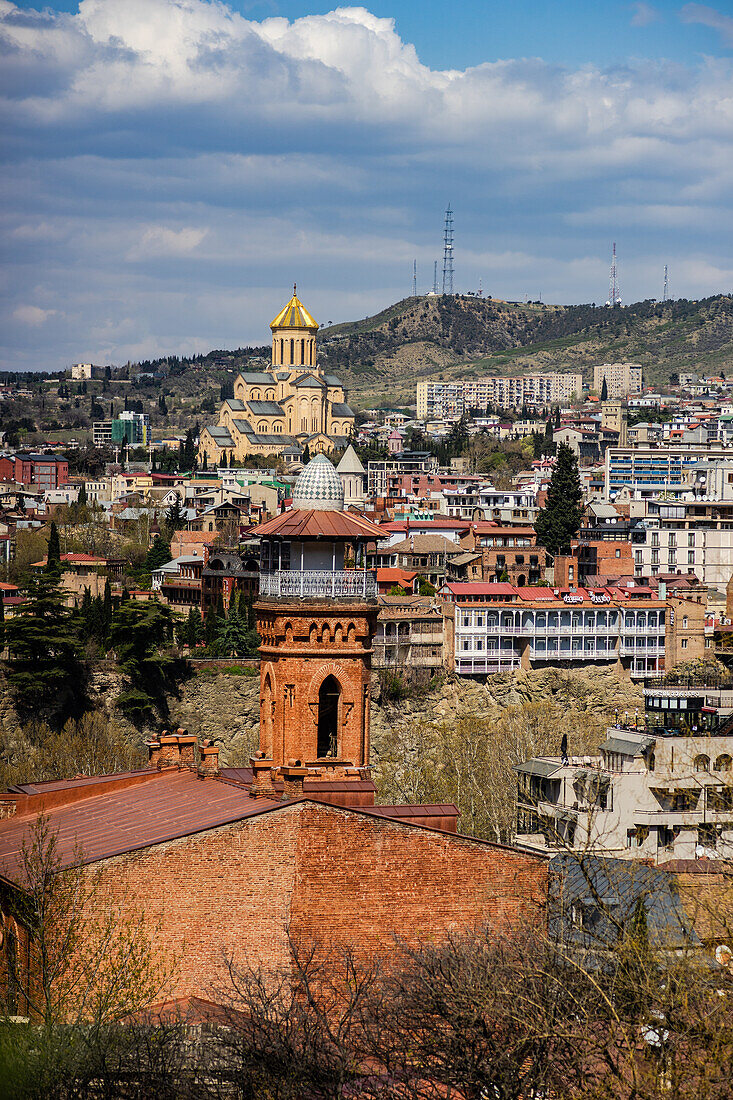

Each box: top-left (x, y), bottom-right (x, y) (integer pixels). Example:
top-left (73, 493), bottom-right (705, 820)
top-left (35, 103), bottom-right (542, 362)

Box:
top-left (252, 455), bottom-right (381, 771)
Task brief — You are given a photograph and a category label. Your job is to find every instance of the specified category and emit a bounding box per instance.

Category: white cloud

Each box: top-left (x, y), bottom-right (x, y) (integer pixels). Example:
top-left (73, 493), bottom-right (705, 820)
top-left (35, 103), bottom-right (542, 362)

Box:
top-left (126, 225), bottom-right (208, 260)
top-left (630, 2), bottom-right (660, 28)
top-left (681, 4), bottom-right (733, 47)
top-left (12, 304), bottom-right (58, 325)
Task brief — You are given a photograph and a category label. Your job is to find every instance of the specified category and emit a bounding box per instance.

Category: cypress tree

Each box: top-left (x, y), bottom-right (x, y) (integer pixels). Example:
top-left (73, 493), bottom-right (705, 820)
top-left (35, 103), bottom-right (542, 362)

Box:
top-left (215, 592), bottom-right (225, 620)
top-left (534, 442), bottom-right (583, 557)
top-left (45, 521), bottom-right (61, 575)
top-left (600, 376), bottom-right (609, 401)
top-left (103, 578), bottom-right (113, 636)
top-left (77, 482), bottom-right (88, 506)
top-left (205, 604), bottom-right (218, 649)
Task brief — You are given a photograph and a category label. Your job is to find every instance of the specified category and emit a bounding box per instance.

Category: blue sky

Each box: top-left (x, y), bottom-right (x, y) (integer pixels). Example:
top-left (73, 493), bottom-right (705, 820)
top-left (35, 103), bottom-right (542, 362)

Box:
top-left (2, 0), bottom-right (733, 371)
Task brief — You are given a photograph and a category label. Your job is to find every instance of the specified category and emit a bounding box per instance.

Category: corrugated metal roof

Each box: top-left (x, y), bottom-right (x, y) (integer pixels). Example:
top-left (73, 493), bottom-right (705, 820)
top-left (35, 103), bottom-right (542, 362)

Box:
top-left (252, 508), bottom-right (383, 540)
top-left (514, 759), bottom-right (562, 778)
top-left (601, 734), bottom-right (655, 757)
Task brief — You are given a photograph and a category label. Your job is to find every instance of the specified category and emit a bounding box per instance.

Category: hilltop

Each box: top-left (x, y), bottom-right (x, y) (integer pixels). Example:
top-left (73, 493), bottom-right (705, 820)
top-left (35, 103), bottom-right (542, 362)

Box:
top-left (315, 293), bottom-right (733, 408)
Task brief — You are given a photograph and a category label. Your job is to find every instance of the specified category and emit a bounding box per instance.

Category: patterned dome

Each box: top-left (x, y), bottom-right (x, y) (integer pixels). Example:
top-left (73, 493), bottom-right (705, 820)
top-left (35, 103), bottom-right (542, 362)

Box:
top-left (292, 454), bottom-right (345, 512)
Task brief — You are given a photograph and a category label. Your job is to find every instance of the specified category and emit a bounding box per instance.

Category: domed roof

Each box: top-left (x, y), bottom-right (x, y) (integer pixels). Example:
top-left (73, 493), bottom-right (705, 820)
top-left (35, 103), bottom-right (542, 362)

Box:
top-left (270, 285), bottom-right (319, 332)
top-left (292, 454), bottom-right (344, 512)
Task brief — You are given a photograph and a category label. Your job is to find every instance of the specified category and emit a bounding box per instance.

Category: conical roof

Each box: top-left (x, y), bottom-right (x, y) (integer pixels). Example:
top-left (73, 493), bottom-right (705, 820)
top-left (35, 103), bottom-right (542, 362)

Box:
top-left (270, 285), bottom-right (319, 332)
top-left (292, 454), bottom-right (344, 511)
top-left (336, 443), bottom-right (365, 476)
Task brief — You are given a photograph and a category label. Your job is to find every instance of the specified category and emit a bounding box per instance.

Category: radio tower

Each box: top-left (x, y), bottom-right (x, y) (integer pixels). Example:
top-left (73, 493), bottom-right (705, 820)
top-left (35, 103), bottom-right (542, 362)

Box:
top-left (607, 242), bottom-right (621, 308)
top-left (442, 204), bottom-right (454, 295)
top-left (412, 259), bottom-right (417, 297)
top-left (663, 265), bottom-right (669, 303)
top-left (433, 260), bottom-right (438, 295)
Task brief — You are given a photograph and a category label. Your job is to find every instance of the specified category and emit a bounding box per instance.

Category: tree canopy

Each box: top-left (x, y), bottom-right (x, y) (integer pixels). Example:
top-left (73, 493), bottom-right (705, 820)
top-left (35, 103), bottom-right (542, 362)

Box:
top-left (534, 442), bottom-right (583, 557)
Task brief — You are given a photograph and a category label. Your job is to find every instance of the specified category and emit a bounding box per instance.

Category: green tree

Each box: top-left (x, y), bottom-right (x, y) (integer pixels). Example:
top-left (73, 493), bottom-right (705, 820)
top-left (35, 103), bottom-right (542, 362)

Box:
top-left (4, 572), bottom-right (83, 717)
top-left (77, 482), bottom-right (88, 506)
top-left (213, 600), bottom-right (250, 657)
top-left (600, 375), bottom-right (609, 401)
top-left (165, 496), bottom-right (186, 532)
top-left (534, 442), bottom-right (583, 557)
top-left (185, 606), bottom-right (204, 649)
top-left (144, 534), bottom-right (171, 574)
top-left (109, 600), bottom-right (175, 722)
top-left (204, 603), bottom-right (219, 649)
top-left (0, 594), bottom-right (4, 652)
top-left (45, 521), bottom-right (61, 575)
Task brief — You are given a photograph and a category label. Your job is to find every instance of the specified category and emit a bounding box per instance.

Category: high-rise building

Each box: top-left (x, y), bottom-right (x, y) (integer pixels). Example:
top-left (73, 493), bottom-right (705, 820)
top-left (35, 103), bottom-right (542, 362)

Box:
top-left (416, 372), bottom-right (583, 418)
top-left (593, 362), bottom-right (643, 398)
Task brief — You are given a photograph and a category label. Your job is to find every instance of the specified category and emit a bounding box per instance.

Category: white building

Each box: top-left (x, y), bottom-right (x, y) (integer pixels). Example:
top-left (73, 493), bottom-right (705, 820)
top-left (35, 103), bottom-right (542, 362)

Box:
top-left (515, 680), bottom-right (733, 863)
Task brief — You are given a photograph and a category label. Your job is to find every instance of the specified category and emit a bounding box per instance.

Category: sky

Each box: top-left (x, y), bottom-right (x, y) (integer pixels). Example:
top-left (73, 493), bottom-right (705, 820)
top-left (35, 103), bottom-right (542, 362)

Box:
top-left (2, 0), bottom-right (733, 372)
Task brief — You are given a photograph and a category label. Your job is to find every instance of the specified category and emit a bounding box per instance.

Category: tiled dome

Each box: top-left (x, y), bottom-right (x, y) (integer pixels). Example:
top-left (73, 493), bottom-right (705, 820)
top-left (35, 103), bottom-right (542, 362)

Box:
top-left (292, 454), bottom-right (345, 512)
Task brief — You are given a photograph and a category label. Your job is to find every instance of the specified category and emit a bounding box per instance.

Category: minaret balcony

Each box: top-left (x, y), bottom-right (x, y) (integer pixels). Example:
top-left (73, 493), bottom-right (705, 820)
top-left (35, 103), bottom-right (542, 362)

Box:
top-left (259, 569), bottom-right (377, 599)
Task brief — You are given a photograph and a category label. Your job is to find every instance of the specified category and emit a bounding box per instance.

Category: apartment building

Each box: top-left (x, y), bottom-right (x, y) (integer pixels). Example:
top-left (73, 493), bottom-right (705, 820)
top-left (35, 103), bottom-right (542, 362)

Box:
top-left (441, 583), bottom-right (667, 680)
top-left (416, 372), bottom-right (583, 418)
top-left (633, 498), bottom-right (733, 586)
top-left (515, 676), bottom-right (733, 863)
top-left (593, 362), bottom-right (643, 397)
top-left (373, 594), bottom-right (444, 672)
top-left (605, 445), bottom-right (731, 498)
top-left (367, 452), bottom-right (439, 497)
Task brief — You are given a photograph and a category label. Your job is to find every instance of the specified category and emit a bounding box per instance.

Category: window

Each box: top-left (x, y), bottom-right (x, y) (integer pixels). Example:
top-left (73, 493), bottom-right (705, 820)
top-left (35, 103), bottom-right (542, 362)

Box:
top-left (682, 616), bottom-right (688, 629)
top-left (681, 639), bottom-right (688, 650)
top-left (688, 551), bottom-right (695, 565)
top-left (688, 533), bottom-right (695, 547)
top-left (651, 532), bottom-right (659, 547)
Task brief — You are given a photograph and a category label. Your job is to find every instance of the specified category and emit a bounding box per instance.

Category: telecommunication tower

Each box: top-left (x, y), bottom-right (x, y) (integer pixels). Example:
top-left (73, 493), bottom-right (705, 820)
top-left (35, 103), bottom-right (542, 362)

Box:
top-left (663, 265), bottom-right (669, 303)
top-left (412, 259), bottom-right (417, 297)
top-left (606, 242), bottom-right (621, 308)
top-left (433, 260), bottom-right (439, 295)
top-left (442, 205), bottom-right (454, 295)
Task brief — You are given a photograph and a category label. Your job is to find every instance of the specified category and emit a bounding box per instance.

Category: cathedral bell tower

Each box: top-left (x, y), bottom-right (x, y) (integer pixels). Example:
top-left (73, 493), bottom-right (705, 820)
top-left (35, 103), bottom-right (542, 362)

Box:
top-left (270, 284), bottom-right (319, 371)
top-left (252, 455), bottom-right (381, 771)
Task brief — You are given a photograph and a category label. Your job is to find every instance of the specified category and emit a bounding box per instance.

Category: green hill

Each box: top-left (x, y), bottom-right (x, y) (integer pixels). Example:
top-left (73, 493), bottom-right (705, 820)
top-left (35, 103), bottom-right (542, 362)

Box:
top-left (316, 293), bottom-right (733, 409)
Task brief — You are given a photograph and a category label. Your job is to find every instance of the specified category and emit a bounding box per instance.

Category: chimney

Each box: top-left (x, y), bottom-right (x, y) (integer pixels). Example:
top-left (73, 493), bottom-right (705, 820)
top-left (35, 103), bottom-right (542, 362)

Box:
top-left (146, 739), bottom-right (162, 769)
top-left (0, 796), bottom-right (18, 819)
top-left (197, 740), bottom-right (220, 779)
top-left (176, 728), bottom-right (197, 768)
top-left (158, 732), bottom-right (180, 769)
top-left (280, 759), bottom-right (308, 800)
top-left (249, 752), bottom-right (277, 799)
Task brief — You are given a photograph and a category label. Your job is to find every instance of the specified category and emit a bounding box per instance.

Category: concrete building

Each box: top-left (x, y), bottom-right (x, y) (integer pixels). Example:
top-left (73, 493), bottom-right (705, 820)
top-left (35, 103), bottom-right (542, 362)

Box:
top-left (515, 676), bottom-right (733, 863)
top-left (593, 362), bottom-right (643, 397)
top-left (416, 372), bottom-right (583, 418)
top-left (374, 594), bottom-right (444, 673)
top-left (605, 445), bottom-right (732, 499)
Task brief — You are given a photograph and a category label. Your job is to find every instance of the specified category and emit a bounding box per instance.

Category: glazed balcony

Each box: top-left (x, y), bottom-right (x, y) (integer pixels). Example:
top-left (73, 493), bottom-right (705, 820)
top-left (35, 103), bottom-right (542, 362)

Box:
top-left (259, 569), bottom-right (377, 599)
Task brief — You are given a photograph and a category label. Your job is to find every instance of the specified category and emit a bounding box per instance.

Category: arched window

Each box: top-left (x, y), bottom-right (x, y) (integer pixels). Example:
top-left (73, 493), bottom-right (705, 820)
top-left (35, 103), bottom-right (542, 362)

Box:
top-left (317, 675), bottom-right (341, 758)
top-left (694, 754), bottom-right (710, 772)
top-left (715, 754), bottom-right (732, 772)
top-left (290, 338), bottom-right (294, 363)
top-left (301, 338), bottom-right (305, 363)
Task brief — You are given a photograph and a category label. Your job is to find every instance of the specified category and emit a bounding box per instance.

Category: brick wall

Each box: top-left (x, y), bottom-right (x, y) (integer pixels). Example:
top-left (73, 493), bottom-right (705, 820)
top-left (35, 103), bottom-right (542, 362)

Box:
top-left (95, 801), bottom-right (547, 1000)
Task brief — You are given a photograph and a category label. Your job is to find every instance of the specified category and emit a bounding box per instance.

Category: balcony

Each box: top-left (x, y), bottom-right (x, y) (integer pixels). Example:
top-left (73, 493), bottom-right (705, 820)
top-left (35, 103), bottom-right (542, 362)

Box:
top-left (259, 569), bottom-right (377, 599)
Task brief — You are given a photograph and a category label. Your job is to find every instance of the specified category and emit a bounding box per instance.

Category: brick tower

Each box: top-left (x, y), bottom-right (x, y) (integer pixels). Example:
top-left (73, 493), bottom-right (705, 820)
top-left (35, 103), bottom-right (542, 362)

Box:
top-left (253, 455), bottom-right (382, 770)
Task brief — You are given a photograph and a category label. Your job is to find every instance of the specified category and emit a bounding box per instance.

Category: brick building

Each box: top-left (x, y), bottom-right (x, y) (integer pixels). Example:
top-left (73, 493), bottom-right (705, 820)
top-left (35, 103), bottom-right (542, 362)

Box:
top-left (0, 456), bottom-right (549, 1011)
top-left (0, 453), bottom-right (68, 489)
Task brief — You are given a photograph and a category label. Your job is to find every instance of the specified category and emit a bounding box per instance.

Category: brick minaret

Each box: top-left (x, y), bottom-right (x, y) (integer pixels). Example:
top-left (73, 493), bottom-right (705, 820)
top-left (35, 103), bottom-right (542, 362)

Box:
top-left (253, 455), bottom-right (381, 769)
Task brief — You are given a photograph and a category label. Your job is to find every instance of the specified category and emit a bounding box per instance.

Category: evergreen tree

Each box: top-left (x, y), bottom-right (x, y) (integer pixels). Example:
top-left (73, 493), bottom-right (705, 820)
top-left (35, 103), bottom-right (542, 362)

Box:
top-left (45, 521), bottom-right (61, 575)
top-left (178, 441), bottom-right (185, 469)
top-left (202, 452), bottom-right (208, 471)
top-left (151, 450), bottom-right (157, 471)
top-left (77, 482), bottom-right (88, 506)
top-left (4, 572), bottom-right (83, 714)
top-left (215, 592), bottom-right (225, 619)
top-left (204, 603), bottom-right (218, 649)
top-left (534, 442), bottom-right (583, 557)
top-left (158, 393), bottom-right (168, 416)
top-left (186, 606), bottom-right (203, 649)
top-left (302, 444), bottom-right (311, 464)
top-left (144, 534), bottom-right (172, 574)
top-left (0, 593), bottom-right (5, 652)
top-left (554, 406), bottom-right (561, 428)
top-left (110, 600), bottom-right (174, 722)
top-left (600, 376), bottom-right (609, 401)
top-left (165, 497), bottom-right (186, 532)
top-left (183, 429), bottom-right (197, 471)
top-left (103, 578), bottom-right (113, 636)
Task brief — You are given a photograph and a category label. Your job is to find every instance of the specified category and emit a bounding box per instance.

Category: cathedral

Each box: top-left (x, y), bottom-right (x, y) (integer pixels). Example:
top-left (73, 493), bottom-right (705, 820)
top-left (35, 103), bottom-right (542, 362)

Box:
top-left (199, 288), bottom-right (356, 464)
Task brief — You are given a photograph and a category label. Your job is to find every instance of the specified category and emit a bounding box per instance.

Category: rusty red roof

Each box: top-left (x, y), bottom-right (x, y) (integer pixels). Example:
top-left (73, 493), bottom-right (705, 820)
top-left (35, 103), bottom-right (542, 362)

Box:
top-left (251, 508), bottom-right (383, 540)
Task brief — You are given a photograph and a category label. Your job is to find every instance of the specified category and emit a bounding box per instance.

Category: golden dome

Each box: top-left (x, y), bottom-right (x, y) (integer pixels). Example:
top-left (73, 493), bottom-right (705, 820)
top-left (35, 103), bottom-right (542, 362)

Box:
top-left (270, 284), bottom-right (319, 332)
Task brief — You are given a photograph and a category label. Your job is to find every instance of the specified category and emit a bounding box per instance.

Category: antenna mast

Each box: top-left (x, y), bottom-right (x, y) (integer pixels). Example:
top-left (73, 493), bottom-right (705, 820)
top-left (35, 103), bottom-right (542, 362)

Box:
top-left (663, 264), bottom-right (669, 303)
top-left (442, 204), bottom-right (454, 295)
top-left (433, 260), bottom-right (438, 295)
top-left (607, 242), bottom-right (621, 308)
top-left (412, 259), bottom-right (417, 297)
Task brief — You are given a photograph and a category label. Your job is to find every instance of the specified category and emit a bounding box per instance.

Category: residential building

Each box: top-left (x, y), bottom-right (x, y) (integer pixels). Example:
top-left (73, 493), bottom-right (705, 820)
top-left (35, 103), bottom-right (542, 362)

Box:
top-left (369, 533), bottom-right (462, 589)
top-left (367, 452), bottom-right (439, 498)
top-left (0, 453), bottom-right (68, 490)
top-left (416, 372), bottom-right (583, 418)
top-left (605, 445), bottom-right (731, 498)
top-left (374, 594), bottom-right (444, 673)
top-left (199, 290), bottom-right (355, 463)
top-left (515, 674), bottom-right (733, 863)
top-left (441, 583), bottom-right (668, 679)
top-left (593, 362), bottom-right (643, 397)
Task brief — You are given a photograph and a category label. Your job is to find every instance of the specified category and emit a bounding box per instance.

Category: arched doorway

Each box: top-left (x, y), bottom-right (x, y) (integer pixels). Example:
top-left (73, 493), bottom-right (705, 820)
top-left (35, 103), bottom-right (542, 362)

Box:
top-left (317, 675), bottom-right (341, 758)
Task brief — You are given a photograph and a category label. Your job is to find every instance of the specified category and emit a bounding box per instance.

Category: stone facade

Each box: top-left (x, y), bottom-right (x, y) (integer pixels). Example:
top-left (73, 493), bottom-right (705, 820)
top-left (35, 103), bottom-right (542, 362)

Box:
top-left (199, 290), bottom-right (355, 463)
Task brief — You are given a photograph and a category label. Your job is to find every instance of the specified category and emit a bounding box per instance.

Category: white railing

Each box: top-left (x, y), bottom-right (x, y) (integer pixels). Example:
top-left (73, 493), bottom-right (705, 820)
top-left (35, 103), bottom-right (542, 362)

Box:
top-left (259, 569), bottom-right (377, 599)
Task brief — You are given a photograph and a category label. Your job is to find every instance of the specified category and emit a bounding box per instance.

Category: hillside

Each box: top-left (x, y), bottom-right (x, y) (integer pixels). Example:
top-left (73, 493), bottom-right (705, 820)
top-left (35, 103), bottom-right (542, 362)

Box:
top-left (316, 293), bottom-right (733, 408)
